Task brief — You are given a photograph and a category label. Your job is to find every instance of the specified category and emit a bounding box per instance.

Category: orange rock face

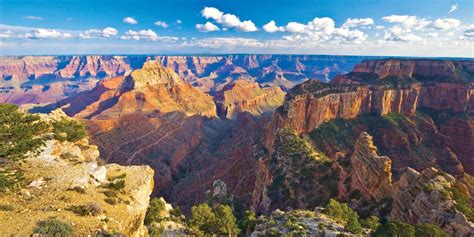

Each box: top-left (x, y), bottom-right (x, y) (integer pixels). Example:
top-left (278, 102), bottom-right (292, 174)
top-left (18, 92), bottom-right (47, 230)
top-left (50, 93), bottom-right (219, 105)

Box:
top-left (213, 80), bottom-right (285, 119)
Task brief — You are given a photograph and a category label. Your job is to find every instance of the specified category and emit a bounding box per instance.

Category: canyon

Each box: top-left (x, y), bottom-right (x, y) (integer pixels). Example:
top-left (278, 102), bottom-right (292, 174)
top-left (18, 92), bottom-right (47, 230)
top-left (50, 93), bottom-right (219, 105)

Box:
top-left (0, 55), bottom-right (368, 105)
top-left (19, 58), bottom-right (474, 235)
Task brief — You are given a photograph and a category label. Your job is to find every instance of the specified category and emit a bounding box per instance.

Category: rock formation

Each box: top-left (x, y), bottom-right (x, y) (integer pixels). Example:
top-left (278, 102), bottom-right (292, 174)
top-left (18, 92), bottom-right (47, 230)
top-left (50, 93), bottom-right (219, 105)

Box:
top-left (0, 110), bottom-right (154, 236)
top-left (213, 80), bottom-right (285, 118)
top-left (350, 132), bottom-right (392, 201)
top-left (391, 167), bottom-right (474, 236)
top-left (1, 55), bottom-right (365, 104)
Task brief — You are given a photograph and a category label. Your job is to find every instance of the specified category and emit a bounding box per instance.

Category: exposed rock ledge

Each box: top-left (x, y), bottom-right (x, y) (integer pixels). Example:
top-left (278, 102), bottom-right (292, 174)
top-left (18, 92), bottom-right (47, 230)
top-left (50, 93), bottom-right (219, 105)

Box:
top-left (0, 110), bottom-right (154, 236)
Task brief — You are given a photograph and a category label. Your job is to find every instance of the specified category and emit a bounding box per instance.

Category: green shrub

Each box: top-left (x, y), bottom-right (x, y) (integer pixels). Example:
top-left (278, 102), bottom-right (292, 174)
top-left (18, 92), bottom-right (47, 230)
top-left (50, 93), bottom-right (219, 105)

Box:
top-left (145, 198), bottom-right (167, 225)
top-left (0, 168), bottom-right (25, 192)
top-left (148, 224), bottom-right (165, 237)
top-left (189, 203), bottom-right (240, 236)
top-left (414, 223), bottom-right (449, 237)
top-left (451, 187), bottom-right (474, 222)
top-left (106, 180), bottom-right (125, 190)
top-left (0, 104), bottom-right (49, 161)
top-left (361, 215), bottom-right (380, 231)
top-left (33, 219), bottom-right (74, 236)
top-left (324, 199), bottom-right (363, 234)
top-left (105, 197), bottom-right (118, 205)
top-left (68, 202), bottom-right (102, 216)
top-left (373, 220), bottom-right (415, 237)
top-left (189, 203), bottom-right (216, 235)
top-left (0, 204), bottom-right (14, 211)
top-left (52, 118), bottom-right (87, 142)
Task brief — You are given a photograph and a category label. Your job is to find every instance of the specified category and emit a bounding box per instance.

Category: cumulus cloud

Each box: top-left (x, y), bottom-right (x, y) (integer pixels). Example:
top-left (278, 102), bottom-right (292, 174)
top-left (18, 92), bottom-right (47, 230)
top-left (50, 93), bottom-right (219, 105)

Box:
top-left (449, 3), bottom-right (458, 14)
top-left (196, 22), bottom-right (220, 32)
top-left (262, 21), bottom-right (285, 33)
top-left (24, 16), bottom-right (44, 21)
top-left (79, 27), bottom-right (118, 39)
top-left (123, 17), bottom-right (138, 24)
top-left (155, 21), bottom-right (169, 28)
top-left (199, 7), bottom-right (257, 32)
top-left (175, 19), bottom-right (182, 24)
top-left (382, 15), bottom-right (432, 30)
top-left (342, 18), bottom-right (374, 28)
top-left (383, 26), bottom-right (422, 42)
top-left (285, 22), bottom-right (307, 33)
top-left (431, 18), bottom-right (461, 30)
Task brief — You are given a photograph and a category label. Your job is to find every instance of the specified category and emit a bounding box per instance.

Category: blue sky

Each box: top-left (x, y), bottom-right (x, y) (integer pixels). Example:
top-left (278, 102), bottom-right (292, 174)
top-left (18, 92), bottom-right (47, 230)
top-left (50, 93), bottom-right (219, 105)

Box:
top-left (0, 0), bottom-right (473, 57)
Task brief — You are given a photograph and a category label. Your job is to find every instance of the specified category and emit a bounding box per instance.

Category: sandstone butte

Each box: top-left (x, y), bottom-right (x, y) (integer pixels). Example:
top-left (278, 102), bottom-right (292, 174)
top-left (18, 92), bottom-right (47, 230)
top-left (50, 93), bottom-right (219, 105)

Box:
top-left (0, 109), bottom-right (154, 236)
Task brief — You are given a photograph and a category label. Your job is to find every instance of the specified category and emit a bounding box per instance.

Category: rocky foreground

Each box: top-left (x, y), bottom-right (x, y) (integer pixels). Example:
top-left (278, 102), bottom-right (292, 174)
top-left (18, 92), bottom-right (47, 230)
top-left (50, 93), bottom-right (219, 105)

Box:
top-left (0, 110), bottom-right (154, 236)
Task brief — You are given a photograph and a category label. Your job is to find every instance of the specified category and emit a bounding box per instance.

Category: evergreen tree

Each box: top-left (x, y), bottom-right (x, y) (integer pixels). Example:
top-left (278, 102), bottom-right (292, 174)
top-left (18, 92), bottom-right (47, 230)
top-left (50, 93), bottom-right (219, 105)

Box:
top-left (214, 204), bottom-right (240, 236)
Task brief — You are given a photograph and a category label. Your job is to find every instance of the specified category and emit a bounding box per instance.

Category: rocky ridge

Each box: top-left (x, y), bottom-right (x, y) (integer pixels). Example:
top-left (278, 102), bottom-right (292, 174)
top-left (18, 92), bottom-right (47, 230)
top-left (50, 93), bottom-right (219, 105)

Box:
top-left (0, 109), bottom-right (154, 236)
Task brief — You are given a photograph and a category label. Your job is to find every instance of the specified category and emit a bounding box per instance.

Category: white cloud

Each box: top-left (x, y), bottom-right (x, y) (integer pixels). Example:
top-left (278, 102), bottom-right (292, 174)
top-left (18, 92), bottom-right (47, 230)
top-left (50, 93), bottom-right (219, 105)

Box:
top-left (199, 7), bottom-right (257, 32)
top-left (24, 16), bottom-right (44, 21)
top-left (382, 15), bottom-right (432, 30)
top-left (175, 19), bottom-right (182, 24)
top-left (431, 18), bottom-right (461, 30)
top-left (285, 22), bottom-right (306, 33)
top-left (120, 29), bottom-right (161, 41)
top-left (383, 26), bottom-right (422, 42)
top-left (263, 20), bottom-right (285, 33)
top-left (449, 3), bottom-right (458, 14)
top-left (342, 18), bottom-right (374, 28)
top-left (123, 17), bottom-right (138, 24)
top-left (80, 27), bottom-right (118, 39)
top-left (196, 22), bottom-right (220, 32)
top-left (154, 21), bottom-right (169, 28)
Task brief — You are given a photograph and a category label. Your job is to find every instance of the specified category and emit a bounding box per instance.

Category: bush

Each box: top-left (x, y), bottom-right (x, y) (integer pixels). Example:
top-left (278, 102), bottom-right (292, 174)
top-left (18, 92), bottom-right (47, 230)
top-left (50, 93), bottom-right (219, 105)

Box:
top-left (324, 199), bottom-right (363, 234)
top-left (105, 197), bottom-right (118, 205)
top-left (414, 224), bottom-right (449, 237)
top-left (189, 203), bottom-right (216, 235)
top-left (451, 187), bottom-right (474, 222)
top-left (145, 198), bottom-right (167, 225)
top-left (52, 118), bottom-right (87, 142)
top-left (189, 203), bottom-right (240, 236)
top-left (68, 202), bottom-right (102, 216)
top-left (0, 204), bottom-right (14, 211)
top-left (361, 215), bottom-right (380, 231)
top-left (33, 219), bottom-right (74, 236)
top-left (106, 180), bottom-right (125, 190)
top-left (214, 204), bottom-right (240, 236)
top-left (0, 104), bottom-right (49, 161)
top-left (373, 220), bottom-right (415, 237)
top-left (0, 168), bottom-right (25, 192)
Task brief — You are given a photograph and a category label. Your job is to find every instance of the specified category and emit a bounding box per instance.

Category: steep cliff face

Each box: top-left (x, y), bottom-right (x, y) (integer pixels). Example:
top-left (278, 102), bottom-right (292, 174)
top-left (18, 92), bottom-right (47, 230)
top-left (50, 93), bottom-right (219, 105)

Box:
top-left (391, 167), bottom-right (474, 236)
top-left (273, 80), bottom-right (472, 135)
top-left (213, 80), bottom-right (285, 119)
top-left (350, 132), bottom-right (392, 201)
top-left (0, 110), bottom-right (154, 236)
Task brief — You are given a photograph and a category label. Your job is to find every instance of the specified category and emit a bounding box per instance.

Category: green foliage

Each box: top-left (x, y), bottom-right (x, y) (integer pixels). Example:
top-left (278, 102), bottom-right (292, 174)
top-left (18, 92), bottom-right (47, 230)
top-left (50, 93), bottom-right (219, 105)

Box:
top-left (361, 215), bottom-right (380, 231)
top-left (373, 220), bottom-right (415, 237)
top-left (215, 204), bottom-right (240, 236)
top-left (414, 224), bottom-right (449, 237)
top-left (145, 198), bottom-right (167, 225)
top-left (189, 203), bottom-right (216, 235)
top-left (189, 203), bottom-right (240, 236)
top-left (106, 179), bottom-right (125, 190)
top-left (0, 104), bottom-right (49, 161)
top-left (147, 224), bottom-right (165, 237)
top-left (105, 197), bottom-right (118, 205)
top-left (0, 167), bottom-right (25, 192)
top-left (67, 202), bottom-right (102, 216)
top-left (239, 210), bottom-right (257, 235)
top-left (451, 187), bottom-right (474, 222)
top-left (52, 118), bottom-right (87, 142)
top-left (0, 204), bottom-right (14, 211)
top-left (33, 219), bottom-right (74, 236)
top-left (324, 199), bottom-right (363, 234)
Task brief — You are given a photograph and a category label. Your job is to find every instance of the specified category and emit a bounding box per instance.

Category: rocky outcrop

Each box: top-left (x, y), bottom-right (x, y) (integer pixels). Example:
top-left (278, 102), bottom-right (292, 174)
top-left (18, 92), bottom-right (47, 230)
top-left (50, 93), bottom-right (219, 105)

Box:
top-left (440, 118), bottom-right (474, 175)
top-left (391, 167), bottom-right (474, 236)
top-left (273, 80), bottom-right (472, 135)
top-left (0, 110), bottom-right (154, 236)
top-left (213, 80), bottom-right (285, 118)
top-left (350, 132), bottom-right (392, 201)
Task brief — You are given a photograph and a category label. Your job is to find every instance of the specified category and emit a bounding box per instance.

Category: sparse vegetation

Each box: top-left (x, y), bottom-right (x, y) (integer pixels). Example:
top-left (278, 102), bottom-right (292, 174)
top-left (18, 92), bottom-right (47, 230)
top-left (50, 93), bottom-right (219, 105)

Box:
top-left (451, 187), bottom-right (474, 222)
top-left (324, 199), bottom-right (363, 234)
top-left (414, 223), bottom-right (449, 237)
top-left (68, 202), bottom-right (102, 216)
top-left (361, 215), bottom-right (380, 231)
top-left (105, 197), bottom-right (118, 205)
top-left (52, 118), bottom-right (88, 142)
top-left (145, 197), bottom-right (167, 225)
top-left (0, 204), bottom-right (14, 211)
top-left (33, 219), bottom-right (74, 236)
top-left (373, 220), bottom-right (415, 237)
top-left (0, 167), bottom-right (25, 192)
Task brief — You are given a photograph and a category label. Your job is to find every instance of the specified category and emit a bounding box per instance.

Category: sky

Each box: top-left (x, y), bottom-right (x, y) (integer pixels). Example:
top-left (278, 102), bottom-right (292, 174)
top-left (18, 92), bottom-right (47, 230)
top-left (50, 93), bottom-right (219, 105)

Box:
top-left (0, 0), bottom-right (473, 57)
